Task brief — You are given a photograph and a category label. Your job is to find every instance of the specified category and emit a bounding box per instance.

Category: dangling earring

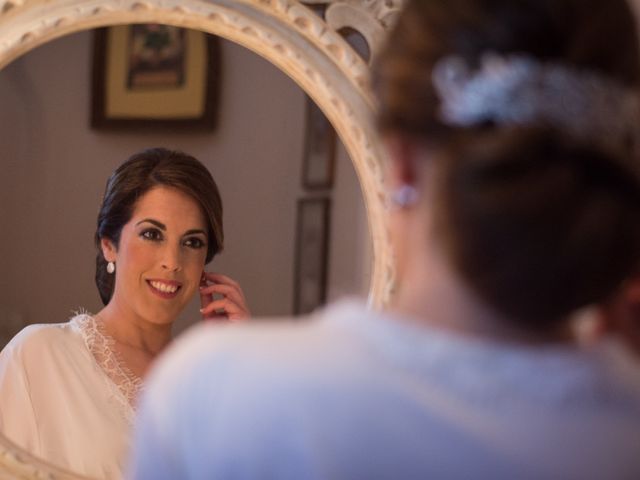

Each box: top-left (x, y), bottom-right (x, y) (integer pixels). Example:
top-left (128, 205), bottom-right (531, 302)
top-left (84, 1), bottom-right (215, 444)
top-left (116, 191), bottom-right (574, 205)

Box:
top-left (107, 261), bottom-right (115, 274)
top-left (390, 185), bottom-right (419, 208)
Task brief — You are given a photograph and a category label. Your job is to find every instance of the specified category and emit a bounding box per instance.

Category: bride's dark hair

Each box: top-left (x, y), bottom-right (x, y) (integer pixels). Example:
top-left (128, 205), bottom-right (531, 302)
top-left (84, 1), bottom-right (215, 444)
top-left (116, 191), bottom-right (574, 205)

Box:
top-left (372, 0), bottom-right (640, 328)
top-left (94, 148), bottom-right (223, 305)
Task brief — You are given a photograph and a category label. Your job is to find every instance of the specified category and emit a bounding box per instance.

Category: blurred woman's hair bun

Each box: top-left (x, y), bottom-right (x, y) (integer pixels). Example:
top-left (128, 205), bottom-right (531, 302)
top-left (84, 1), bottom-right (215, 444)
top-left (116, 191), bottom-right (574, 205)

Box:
top-left (372, 0), bottom-right (640, 327)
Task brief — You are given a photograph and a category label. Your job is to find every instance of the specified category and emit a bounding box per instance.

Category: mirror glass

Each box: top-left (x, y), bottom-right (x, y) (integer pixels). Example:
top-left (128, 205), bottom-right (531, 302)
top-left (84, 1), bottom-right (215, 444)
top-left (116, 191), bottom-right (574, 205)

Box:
top-left (0, 25), bottom-right (372, 348)
top-left (0, 22), bottom-right (373, 476)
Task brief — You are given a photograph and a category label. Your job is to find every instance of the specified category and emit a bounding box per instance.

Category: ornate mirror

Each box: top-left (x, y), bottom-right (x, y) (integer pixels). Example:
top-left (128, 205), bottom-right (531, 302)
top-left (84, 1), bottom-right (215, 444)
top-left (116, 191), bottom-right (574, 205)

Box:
top-left (0, 0), bottom-right (398, 477)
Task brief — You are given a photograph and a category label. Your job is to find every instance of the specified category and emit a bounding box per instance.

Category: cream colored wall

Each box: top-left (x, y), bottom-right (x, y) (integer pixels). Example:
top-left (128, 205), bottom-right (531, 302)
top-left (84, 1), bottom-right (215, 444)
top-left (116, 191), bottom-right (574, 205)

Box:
top-left (0, 29), bottom-right (370, 341)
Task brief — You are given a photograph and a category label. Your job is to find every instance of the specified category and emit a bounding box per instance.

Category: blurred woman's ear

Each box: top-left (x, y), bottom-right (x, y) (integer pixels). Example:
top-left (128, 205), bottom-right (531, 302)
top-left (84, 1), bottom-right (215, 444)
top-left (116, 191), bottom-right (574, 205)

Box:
top-left (384, 134), bottom-right (421, 191)
top-left (604, 280), bottom-right (640, 355)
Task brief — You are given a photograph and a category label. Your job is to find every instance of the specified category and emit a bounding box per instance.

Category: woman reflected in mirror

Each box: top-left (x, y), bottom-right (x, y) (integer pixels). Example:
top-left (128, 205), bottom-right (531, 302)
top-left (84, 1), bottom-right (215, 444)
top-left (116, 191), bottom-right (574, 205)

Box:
top-left (0, 147), bottom-right (250, 479)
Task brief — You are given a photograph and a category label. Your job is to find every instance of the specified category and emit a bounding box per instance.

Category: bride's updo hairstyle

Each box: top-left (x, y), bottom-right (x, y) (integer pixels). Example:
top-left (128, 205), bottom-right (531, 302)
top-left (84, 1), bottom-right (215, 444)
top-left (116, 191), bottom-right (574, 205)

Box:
top-left (373, 0), bottom-right (640, 328)
top-left (94, 148), bottom-right (223, 305)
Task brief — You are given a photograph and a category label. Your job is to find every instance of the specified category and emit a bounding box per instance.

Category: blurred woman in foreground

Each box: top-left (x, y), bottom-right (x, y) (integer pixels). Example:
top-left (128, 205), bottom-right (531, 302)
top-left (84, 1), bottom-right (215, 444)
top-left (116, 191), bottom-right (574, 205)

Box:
top-left (130, 1), bottom-right (640, 478)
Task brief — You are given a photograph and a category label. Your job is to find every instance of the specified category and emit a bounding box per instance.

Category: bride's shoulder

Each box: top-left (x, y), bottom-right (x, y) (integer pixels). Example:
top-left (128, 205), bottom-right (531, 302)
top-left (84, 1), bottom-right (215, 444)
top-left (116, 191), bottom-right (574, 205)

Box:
top-left (2, 315), bottom-right (88, 359)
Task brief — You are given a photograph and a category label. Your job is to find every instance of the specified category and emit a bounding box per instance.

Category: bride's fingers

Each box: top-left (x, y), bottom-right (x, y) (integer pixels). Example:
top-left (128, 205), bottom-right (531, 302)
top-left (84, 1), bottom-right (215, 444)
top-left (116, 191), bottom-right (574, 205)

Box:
top-left (200, 272), bottom-right (250, 320)
top-left (199, 275), bottom-right (214, 314)
top-left (202, 272), bottom-right (241, 290)
top-left (200, 297), bottom-right (249, 320)
top-left (199, 283), bottom-right (245, 306)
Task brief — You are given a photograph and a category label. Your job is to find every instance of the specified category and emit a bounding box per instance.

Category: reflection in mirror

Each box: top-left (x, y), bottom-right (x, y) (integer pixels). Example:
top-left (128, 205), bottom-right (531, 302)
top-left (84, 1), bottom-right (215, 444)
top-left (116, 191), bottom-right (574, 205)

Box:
top-left (0, 25), bottom-right (371, 477)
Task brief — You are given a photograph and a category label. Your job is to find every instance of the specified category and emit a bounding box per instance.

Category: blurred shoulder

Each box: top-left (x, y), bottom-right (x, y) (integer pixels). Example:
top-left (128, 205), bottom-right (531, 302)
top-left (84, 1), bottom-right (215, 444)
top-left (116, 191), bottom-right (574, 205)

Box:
top-left (146, 299), bottom-right (373, 396)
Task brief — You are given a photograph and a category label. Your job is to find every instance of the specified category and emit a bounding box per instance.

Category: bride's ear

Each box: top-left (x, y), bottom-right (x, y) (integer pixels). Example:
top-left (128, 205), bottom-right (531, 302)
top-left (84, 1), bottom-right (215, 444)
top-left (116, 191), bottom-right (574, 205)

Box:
top-left (100, 237), bottom-right (117, 262)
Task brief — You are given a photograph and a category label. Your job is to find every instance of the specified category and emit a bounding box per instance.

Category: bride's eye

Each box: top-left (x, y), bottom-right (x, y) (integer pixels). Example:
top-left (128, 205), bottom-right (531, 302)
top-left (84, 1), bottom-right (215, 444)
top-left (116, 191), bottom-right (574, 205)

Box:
top-left (141, 228), bottom-right (163, 242)
top-left (184, 237), bottom-right (206, 249)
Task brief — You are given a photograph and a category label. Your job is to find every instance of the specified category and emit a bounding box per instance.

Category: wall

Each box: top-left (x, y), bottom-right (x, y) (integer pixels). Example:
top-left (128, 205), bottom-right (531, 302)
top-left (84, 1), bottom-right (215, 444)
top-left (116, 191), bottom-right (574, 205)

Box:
top-left (0, 28), bottom-right (370, 342)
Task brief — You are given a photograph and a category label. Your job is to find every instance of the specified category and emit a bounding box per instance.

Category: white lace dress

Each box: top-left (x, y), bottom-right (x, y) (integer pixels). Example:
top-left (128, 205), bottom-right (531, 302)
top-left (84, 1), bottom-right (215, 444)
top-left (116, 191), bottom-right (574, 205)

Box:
top-left (0, 313), bottom-right (142, 479)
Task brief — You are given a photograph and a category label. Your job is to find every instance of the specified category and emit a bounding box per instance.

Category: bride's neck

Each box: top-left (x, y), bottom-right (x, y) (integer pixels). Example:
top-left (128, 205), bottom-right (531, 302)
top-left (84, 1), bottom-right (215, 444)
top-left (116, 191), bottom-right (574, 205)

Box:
top-left (96, 302), bottom-right (172, 356)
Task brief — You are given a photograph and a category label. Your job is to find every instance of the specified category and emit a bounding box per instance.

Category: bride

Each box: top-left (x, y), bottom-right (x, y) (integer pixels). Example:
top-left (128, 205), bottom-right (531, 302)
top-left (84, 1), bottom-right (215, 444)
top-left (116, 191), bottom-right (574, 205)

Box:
top-left (0, 147), bottom-right (250, 479)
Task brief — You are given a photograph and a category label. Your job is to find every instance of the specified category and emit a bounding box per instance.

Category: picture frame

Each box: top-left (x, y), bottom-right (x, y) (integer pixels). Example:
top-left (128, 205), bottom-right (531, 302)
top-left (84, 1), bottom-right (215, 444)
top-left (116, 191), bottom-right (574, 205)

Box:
top-left (91, 24), bottom-right (220, 131)
top-left (301, 96), bottom-right (337, 189)
top-left (293, 197), bottom-right (331, 315)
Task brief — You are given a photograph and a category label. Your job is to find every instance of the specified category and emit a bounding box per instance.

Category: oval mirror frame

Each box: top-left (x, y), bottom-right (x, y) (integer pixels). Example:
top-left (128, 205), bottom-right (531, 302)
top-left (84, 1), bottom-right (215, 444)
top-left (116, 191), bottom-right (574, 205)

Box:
top-left (0, 0), bottom-right (399, 477)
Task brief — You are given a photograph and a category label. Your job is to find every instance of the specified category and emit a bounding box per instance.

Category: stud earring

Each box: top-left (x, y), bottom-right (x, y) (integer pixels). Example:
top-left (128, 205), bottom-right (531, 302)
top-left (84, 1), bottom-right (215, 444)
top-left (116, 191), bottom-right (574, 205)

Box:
top-left (390, 185), bottom-right (419, 208)
top-left (107, 261), bottom-right (115, 274)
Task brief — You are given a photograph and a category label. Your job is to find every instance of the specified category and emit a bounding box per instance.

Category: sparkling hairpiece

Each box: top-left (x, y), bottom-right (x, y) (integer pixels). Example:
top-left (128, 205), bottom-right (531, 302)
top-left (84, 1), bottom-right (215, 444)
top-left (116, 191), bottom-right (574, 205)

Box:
top-left (431, 53), bottom-right (640, 155)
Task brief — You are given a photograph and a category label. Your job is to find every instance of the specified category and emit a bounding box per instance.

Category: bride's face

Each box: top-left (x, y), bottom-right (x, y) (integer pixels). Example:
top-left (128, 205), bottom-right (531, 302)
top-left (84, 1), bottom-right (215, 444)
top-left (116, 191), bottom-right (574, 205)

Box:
top-left (101, 186), bottom-right (209, 325)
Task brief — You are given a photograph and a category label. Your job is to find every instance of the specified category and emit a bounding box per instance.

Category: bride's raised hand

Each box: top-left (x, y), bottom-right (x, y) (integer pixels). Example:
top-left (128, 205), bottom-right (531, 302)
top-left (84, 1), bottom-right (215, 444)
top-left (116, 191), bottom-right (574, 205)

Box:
top-left (199, 272), bottom-right (251, 321)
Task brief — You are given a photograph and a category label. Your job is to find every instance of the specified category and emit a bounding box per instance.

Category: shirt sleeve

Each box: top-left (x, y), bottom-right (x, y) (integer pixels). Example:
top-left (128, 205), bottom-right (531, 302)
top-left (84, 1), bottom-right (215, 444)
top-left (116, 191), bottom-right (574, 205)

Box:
top-left (127, 391), bottom-right (185, 480)
top-left (126, 329), bottom-right (283, 480)
top-left (127, 324), bottom-right (322, 480)
top-left (126, 335), bottom-right (206, 480)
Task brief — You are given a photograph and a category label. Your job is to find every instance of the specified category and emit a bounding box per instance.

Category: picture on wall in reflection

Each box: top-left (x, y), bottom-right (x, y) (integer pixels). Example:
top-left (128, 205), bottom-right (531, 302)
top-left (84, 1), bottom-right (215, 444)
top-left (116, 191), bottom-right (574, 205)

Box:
top-left (294, 198), bottom-right (331, 315)
top-left (127, 24), bottom-right (186, 90)
top-left (302, 96), bottom-right (336, 190)
top-left (91, 24), bottom-right (220, 130)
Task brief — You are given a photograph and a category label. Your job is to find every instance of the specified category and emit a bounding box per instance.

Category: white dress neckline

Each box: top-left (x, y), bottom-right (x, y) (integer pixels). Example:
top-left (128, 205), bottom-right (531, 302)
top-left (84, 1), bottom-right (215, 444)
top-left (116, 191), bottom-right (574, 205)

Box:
top-left (71, 313), bottom-right (143, 424)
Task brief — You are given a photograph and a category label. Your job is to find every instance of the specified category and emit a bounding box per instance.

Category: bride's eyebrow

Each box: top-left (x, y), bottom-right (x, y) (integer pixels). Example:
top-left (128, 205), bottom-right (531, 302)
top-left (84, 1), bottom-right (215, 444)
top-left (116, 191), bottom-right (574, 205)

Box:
top-left (183, 229), bottom-right (207, 237)
top-left (136, 219), bottom-right (165, 230)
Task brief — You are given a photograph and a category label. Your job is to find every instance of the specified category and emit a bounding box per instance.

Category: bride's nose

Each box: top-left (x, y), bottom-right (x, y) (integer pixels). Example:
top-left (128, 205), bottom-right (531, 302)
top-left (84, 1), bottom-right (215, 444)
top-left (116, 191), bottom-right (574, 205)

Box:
top-left (160, 244), bottom-right (182, 272)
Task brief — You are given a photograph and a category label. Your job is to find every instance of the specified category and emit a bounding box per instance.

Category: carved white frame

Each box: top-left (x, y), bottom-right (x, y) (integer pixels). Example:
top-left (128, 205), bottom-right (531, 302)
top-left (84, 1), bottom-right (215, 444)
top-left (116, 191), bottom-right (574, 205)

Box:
top-left (0, 0), bottom-right (399, 477)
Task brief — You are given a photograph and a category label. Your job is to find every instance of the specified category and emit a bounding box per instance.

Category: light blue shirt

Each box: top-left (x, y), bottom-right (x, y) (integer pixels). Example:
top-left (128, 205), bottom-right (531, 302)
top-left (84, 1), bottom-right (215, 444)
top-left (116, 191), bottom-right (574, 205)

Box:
top-left (129, 300), bottom-right (640, 479)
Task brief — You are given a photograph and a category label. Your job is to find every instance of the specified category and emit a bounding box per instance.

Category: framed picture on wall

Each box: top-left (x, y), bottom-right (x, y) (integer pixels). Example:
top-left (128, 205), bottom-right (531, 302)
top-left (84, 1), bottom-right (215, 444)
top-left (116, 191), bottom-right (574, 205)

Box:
top-left (91, 24), bottom-right (220, 130)
top-left (301, 96), bottom-right (337, 189)
top-left (293, 197), bottom-right (331, 315)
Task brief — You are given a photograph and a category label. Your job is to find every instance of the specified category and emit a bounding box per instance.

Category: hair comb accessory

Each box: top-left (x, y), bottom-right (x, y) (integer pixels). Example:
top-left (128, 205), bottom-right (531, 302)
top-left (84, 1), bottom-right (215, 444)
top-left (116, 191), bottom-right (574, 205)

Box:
top-left (432, 52), bottom-right (640, 158)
